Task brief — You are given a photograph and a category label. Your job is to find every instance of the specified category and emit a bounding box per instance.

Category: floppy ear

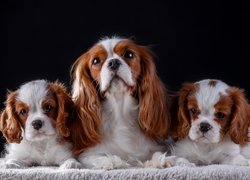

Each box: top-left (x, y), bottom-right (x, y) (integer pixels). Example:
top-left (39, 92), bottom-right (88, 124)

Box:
top-left (168, 93), bottom-right (181, 140)
top-left (137, 46), bottom-right (169, 139)
top-left (70, 53), bottom-right (101, 155)
top-left (176, 83), bottom-right (195, 139)
top-left (48, 82), bottom-right (74, 137)
top-left (0, 91), bottom-right (23, 143)
top-left (228, 87), bottom-right (250, 145)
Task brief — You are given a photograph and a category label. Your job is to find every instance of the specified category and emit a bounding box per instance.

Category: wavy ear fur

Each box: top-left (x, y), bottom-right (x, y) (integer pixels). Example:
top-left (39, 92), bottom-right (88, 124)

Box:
top-left (137, 46), bottom-right (169, 139)
top-left (70, 53), bottom-right (101, 155)
top-left (0, 91), bottom-right (23, 143)
top-left (48, 82), bottom-right (74, 137)
top-left (176, 83), bottom-right (196, 139)
top-left (168, 92), bottom-right (180, 140)
top-left (228, 87), bottom-right (250, 145)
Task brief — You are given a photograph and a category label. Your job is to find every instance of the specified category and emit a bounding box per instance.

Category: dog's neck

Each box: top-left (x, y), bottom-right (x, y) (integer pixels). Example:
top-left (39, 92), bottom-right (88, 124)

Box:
top-left (102, 80), bottom-right (138, 129)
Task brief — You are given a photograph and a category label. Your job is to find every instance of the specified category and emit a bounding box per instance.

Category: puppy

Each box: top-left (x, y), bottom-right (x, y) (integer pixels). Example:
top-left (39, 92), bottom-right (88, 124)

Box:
top-left (172, 79), bottom-right (250, 166)
top-left (0, 80), bottom-right (81, 169)
top-left (70, 37), bottom-right (189, 169)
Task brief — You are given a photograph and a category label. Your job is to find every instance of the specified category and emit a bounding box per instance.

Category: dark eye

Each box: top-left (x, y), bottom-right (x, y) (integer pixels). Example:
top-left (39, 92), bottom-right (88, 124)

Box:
top-left (189, 108), bottom-right (197, 115)
top-left (216, 112), bottom-right (225, 119)
top-left (20, 109), bottom-right (27, 116)
top-left (92, 57), bottom-right (101, 65)
top-left (123, 50), bottom-right (134, 59)
top-left (44, 105), bottom-right (53, 113)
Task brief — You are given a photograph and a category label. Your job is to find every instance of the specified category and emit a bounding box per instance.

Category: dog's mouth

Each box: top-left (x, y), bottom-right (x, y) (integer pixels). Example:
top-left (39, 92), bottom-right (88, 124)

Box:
top-left (193, 134), bottom-right (214, 144)
top-left (111, 75), bottom-right (127, 85)
top-left (103, 75), bottom-right (133, 93)
top-left (28, 129), bottom-right (55, 137)
top-left (25, 131), bottom-right (56, 142)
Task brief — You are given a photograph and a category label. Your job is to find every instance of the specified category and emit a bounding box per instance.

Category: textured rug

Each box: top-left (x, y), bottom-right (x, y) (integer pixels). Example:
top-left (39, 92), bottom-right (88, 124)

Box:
top-left (1, 163), bottom-right (250, 180)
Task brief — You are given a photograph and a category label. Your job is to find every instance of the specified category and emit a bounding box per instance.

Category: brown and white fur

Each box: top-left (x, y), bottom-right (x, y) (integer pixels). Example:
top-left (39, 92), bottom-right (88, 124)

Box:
top-left (172, 79), bottom-right (250, 166)
top-left (0, 80), bottom-right (81, 169)
top-left (71, 37), bottom-right (191, 169)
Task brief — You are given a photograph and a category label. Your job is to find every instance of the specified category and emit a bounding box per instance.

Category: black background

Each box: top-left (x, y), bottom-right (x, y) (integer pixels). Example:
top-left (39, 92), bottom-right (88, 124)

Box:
top-left (0, 0), bottom-right (249, 152)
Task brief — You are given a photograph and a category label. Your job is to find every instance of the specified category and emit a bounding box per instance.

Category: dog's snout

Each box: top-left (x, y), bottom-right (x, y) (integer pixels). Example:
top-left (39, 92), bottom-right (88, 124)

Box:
top-left (199, 122), bottom-right (212, 133)
top-left (108, 59), bottom-right (121, 71)
top-left (31, 120), bottom-right (43, 130)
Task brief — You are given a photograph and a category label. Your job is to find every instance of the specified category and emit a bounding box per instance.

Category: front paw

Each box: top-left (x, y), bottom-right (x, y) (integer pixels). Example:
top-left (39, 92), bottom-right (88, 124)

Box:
top-left (0, 160), bottom-right (26, 169)
top-left (173, 157), bottom-right (196, 167)
top-left (60, 159), bottom-right (82, 169)
top-left (230, 155), bottom-right (249, 166)
top-left (92, 155), bottom-right (129, 170)
top-left (222, 155), bottom-right (249, 166)
top-left (144, 152), bottom-right (195, 168)
top-left (144, 152), bottom-right (172, 168)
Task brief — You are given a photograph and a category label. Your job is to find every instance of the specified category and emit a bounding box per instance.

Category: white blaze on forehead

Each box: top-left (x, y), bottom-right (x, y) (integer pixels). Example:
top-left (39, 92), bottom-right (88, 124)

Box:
top-left (98, 37), bottom-right (124, 58)
top-left (97, 37), bottom-right (135, 92)
top-left (195, 79), bottom-right (229, 113)
top-left (17, 80), bottom-right (48, 108)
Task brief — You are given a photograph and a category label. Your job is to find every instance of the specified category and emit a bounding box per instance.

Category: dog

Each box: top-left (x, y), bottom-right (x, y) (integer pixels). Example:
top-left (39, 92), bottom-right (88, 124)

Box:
top-left (0, 80), bottom-right (81, 169)
top-left (70, 37), bottom-right (190, 169)
top-left (171, 79), bottom-right (250, 166)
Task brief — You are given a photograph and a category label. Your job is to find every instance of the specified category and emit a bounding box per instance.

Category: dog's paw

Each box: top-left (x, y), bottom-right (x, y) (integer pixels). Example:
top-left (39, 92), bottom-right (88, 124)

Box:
top-left (221, 155), bottom-right (249, 166)
top-left (144, 152), bottom-right (172, 168)
top-left (92, 155), bottom-right (129, 170)
top-left (0, 159), bottom-right (26, 169)
top-left (0, 163), bottom-right (22, 169)
top-left (231, 155), bottom-right (249, 166)
top-left (144, 152), bottom-right (195, 168)
top-left (173, 157), bottom-right (196, 167)
top-left (60, 159), bottom-right (82, 169)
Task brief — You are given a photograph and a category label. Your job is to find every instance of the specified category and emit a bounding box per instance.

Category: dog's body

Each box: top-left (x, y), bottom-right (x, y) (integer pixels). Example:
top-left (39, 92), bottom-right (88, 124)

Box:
top-left (78, 80), bottom-right (165, 169)
top-left (175, 135), bottom-right (247, 165)
top-left (3, 134), bottom-right (77, 168)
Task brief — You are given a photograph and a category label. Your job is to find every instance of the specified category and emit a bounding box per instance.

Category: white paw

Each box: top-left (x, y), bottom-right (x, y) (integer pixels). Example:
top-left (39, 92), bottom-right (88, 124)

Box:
top-left (60, 159), bottom-right (82, 169)
top-left (0, 162), bottom-right (23, 169)
top-left (0, 159), bottom-right (26, 169)
top-left (144, 152), bottom-right (195, 168)
top-left (230, 155), bottom-right (249, 166)
top-left (144, 152), bottom-right (172, 168)
top-left (223, 155), bottom-right (249, 166)
top-left (173, 157), bottom-right (196, 167)
top-left (93, 155), bottom-right (129, 170)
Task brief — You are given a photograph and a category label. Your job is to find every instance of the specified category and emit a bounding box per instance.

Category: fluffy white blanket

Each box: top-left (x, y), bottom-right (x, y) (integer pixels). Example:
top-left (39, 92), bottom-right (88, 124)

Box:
top-left (1, 160), bottom-right (250, 180)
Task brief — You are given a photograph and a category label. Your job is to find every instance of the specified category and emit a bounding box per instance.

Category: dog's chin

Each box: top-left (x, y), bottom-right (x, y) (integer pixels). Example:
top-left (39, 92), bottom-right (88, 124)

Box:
top-left (189, 134), bottom-right (220, 144)
top-left (103, 76), bottom-right (134, 93)
top-left (111, 76), bottom-right (127, 86)
top-left (25, 131), bottom-right (56, 142)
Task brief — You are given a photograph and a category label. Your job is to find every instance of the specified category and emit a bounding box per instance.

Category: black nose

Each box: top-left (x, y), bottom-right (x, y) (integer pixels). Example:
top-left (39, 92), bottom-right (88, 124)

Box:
top-left (108, 59), bottom-right (121, 71)
top-left (199, 122), bottom-right (212, 133)
top-left (31, 120), bottom-right (43, 130)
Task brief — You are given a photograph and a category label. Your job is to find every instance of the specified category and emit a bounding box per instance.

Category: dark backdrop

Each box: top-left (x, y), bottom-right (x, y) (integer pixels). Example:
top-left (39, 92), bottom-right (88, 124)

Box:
top-left (0, 0), bottom-right (249, 152)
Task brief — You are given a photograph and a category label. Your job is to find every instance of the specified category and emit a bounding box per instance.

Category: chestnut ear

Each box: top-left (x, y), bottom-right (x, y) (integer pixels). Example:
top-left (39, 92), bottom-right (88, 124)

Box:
top-left (168, 93), bottom-right (180, 139)
top-left (176, 83), bottom-right (196, 139)
top-left (228, 87), bottom-right (250, 145)
top-left (137, 46), bottom-right (169, 138)
top-left (0, 91), bottom-right (23, 143)
top-left (48, 82), bottom-right (73, 137)
top-left (70, 53), bottom-right (101, 155)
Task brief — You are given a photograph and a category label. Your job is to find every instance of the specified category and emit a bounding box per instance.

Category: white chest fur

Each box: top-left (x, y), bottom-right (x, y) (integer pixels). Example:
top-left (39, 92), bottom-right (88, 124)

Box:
top-left (5, 136), bottom-right (72, 166)
top-left (174, 136), bottom-right (243, 165)
top-left (83, 81), bottom-right (162, 162)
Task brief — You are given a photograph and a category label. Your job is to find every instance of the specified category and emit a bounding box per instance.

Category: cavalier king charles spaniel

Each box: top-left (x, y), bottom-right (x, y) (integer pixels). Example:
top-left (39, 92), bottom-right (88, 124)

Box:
top-left (70, 37), bottom-right (190, 169)
top-left (0, 80), bottom-right (81, 169)
top-left (171, 79), bottom-right (250, 166)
